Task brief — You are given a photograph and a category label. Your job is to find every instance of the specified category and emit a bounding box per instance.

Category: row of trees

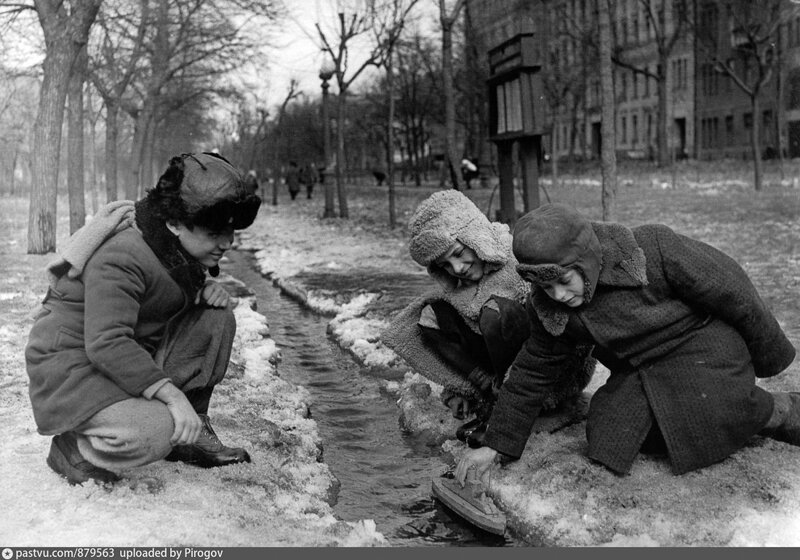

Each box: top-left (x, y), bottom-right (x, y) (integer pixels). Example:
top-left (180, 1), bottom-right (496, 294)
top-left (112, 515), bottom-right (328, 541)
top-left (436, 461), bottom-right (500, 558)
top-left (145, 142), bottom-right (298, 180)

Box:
top-left (1, 0), bottom-right (280, 253)
top-left (2, 0), bottom-right (792, 252)
top-left (0, 0), bottom-right (482, 249)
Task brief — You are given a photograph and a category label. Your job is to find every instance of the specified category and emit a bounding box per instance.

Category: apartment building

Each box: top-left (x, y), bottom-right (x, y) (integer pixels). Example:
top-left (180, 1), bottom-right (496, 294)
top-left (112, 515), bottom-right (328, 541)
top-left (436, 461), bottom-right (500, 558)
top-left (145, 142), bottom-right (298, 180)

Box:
top-left (466, 0), bottom-right (799, 162)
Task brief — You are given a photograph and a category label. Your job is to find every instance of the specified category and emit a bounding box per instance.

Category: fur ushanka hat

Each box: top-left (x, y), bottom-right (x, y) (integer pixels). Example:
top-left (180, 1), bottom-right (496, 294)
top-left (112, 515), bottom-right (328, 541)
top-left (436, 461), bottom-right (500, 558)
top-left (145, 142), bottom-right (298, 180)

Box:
top-left (408, 190), bottom-right (510, 289)
top-left (513, 202), bottom-right (603, 302)
top-left (178, 153), bottom-right (261, 231)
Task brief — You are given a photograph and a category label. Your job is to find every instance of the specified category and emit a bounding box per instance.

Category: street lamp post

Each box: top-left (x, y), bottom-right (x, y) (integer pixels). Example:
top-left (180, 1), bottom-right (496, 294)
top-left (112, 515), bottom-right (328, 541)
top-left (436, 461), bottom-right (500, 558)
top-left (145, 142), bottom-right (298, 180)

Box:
top-left (319, 60), bottom-right (336, 218)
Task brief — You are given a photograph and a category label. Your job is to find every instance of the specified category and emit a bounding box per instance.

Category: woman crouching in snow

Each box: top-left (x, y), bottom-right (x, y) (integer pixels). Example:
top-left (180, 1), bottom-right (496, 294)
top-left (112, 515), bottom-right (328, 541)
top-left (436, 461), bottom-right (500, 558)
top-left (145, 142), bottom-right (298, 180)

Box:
top-left (456, 202), bottom-right (799, 483)
top-left (25, 152), bottom-right (261, 485)
top-left (381, 190), bottom-right (596, 446)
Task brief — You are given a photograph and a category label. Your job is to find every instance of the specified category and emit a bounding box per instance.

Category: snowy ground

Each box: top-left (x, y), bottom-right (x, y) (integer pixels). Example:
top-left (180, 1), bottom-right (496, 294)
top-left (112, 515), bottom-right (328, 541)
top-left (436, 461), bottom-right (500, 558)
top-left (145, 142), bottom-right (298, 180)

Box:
top-left (3, 164), bottom-right (800, 547)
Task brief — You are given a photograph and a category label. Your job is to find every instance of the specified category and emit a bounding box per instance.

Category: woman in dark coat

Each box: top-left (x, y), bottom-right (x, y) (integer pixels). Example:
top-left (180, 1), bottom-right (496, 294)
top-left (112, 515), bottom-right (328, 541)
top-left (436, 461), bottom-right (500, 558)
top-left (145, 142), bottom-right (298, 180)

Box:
top-left (25, 152), bottom-right (261, 485)
top-left (456, 202), bottom-right (799, 482)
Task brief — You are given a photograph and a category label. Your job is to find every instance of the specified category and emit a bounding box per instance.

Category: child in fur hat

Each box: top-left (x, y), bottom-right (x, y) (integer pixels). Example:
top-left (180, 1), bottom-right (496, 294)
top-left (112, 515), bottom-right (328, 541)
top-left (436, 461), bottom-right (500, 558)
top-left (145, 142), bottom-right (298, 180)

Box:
top-left (456, 202), bottom-right (799, 483)
top-left (26, 153), bottom-right (261, 486)
top-left (381, 191), bottom-right (595, 445)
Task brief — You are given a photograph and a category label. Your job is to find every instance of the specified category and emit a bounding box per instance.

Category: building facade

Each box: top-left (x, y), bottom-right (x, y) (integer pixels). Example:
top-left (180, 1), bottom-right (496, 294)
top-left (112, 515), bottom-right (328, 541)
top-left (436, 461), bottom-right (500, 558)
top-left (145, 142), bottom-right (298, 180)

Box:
top-left (466, 0), bottom-right (800, 162)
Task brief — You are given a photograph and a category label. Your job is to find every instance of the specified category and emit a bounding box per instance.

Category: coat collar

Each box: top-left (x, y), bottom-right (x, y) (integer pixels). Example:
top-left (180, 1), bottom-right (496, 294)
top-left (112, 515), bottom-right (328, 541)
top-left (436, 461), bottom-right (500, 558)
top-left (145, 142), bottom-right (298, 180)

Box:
top-left (531, 222), bottom-right (648, 336)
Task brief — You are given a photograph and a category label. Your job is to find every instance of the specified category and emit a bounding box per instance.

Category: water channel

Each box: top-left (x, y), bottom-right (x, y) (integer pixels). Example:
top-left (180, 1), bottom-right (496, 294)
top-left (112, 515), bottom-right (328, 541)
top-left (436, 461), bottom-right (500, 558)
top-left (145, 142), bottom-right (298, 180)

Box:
top-left (223, 250), bottom-right (515, 547)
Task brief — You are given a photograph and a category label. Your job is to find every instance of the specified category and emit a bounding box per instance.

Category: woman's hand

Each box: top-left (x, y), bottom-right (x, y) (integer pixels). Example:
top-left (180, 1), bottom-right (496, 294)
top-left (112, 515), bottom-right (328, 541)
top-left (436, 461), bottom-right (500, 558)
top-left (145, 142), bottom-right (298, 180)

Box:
top-left (196, 282), bottom-right (230, 308)
top-left (154, 383), bottom-right (203, 445)
top-left (455, 446), bottom-right (499, 486)
top-left (445, 395), bottom-right (471, 419)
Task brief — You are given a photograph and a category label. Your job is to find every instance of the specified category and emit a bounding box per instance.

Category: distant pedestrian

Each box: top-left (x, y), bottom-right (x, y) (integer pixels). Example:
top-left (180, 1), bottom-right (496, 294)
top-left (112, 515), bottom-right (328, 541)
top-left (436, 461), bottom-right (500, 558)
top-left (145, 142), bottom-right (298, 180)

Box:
top-left (461, 157), bottom-right (479, 189)
top-left (372, 169), bottom-right (387, 186)
top-left (286, 161), bottom-right (300, 201)
top-left (299, 163), bottom-right (319, 199)
top-left (244, 169), bottom-right (259, 198)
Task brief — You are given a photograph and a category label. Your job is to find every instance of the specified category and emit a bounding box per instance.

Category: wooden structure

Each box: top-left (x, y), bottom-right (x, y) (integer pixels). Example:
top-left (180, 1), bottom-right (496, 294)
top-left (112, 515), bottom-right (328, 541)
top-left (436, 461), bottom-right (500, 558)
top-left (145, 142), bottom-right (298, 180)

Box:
top-left (487, 33), bottom-right (548, 225)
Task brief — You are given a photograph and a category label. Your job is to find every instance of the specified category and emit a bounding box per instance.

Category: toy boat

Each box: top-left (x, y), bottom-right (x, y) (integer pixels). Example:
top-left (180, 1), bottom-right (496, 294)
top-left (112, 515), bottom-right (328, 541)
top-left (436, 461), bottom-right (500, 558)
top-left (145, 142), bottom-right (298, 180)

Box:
top-left (431, 477), bottom-right (507, 535)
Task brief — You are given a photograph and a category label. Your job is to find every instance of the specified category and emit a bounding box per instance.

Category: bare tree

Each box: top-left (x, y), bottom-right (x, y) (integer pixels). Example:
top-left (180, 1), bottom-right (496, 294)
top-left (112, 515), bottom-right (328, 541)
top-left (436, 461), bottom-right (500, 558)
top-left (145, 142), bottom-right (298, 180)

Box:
top-left (437, 0), bottom-right (464, 190)
top-left (270, 81), bottom-right (300, 207)
top-left (610, 0), bottom-right (688, 167)
top-left (25, 0), bottom-right (102, 254)
top-left (89, 0), bottom-right (149, 203)
top-left (690, 0), bottom-right (783, 191)
top-left (394, 33), bottom-right (441, 186)
top-left (598, 0), bottom-right (617, 220)
top-left (316, 4), bottom-right (396, 219)
top-left (0, 67), bottom-right (37, 197)
top-left (122, 0), bottom-right (278, 198)
top-left (67, 44), bottom-right (88, 234)
top-left (370, 0), bottom-right (420, 228)
top-left (542, 3), bottom-right (590, 191)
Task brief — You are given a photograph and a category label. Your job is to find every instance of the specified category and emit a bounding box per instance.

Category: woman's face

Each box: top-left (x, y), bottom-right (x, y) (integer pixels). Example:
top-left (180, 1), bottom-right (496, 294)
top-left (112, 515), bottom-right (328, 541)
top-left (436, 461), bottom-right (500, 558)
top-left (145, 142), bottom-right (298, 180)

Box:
top-left (168, 222), bottom-right (235, 268)
top-left (434, 241), bottom-right (485, 283)
top-left (539, 268), bottom-right (585, 307)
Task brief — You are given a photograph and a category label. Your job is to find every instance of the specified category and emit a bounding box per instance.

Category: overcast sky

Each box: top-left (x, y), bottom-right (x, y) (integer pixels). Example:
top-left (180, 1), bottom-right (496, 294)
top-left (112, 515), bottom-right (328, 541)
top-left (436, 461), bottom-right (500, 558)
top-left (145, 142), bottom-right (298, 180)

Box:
top-left (257, 0), bottom-right (439, 108)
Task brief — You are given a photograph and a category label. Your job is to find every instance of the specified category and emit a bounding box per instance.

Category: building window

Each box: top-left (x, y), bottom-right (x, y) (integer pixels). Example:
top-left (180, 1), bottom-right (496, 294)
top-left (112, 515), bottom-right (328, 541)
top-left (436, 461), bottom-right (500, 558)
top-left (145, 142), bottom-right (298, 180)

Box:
top-left (621, 115), bottom-right (627, 143)
top-left (743, 112), bottom-right (753, 129)
top-left (632, 114), bottom-right (639, 145)
top-left (725, 115), bottom-right (734, 146)
top-left (712, 117), bottom-right (719, 148)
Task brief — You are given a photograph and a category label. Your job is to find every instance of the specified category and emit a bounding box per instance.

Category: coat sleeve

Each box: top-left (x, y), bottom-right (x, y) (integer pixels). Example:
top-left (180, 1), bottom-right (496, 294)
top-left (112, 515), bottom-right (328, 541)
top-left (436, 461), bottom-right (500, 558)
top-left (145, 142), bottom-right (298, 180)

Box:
top-left (654, 225), bottom-right (795, 377)
top-left (380, 293), bottom-right (482, 401)
top-left (81, 241), bottom-right (169, 396)
top-left (482, 296), bottom-right (582, 459)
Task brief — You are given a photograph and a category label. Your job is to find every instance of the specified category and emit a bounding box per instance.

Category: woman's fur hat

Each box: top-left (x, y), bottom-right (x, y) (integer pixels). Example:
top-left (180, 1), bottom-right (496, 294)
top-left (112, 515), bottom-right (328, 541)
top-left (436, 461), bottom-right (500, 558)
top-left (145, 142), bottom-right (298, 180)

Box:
top-left (408, 190), bottom-right (510, 288)
top-left (150, 153), bottom-right (261, 232)
top-left (513, 203), bottom-right (603, 302)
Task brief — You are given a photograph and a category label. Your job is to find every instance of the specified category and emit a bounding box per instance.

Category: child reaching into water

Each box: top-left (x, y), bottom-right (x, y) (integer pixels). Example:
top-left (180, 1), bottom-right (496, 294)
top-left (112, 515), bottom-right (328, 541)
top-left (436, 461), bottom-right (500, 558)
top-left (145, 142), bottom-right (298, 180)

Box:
top-left (456, 202), bottom-right (799, 483)
top-left (381, 191), bottom-right (595, 445)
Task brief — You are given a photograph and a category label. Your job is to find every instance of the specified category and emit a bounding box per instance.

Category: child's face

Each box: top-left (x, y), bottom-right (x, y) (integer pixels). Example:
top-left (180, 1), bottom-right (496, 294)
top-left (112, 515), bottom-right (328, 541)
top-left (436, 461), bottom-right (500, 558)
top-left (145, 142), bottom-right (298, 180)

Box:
top-left (435, 241), bottom-right (485, 283)
top-left (168, 222), bottom-right (235, 269)
top-left (539, 269), bottom-right (585, 307)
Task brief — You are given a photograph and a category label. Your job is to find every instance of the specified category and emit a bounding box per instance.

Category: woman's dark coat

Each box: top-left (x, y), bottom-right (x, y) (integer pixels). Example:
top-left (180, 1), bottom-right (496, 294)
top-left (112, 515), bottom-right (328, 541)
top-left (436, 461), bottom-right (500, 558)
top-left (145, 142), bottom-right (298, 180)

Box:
top-left (26, 228), bottom-right (190, 435)
top-left (484, 222), bottom-right (796, 475)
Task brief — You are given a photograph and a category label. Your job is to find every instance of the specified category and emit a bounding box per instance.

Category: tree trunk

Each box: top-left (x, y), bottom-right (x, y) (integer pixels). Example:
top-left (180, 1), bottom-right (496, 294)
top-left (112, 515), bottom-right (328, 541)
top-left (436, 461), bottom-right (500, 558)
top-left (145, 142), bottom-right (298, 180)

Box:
top-left (751, 94), bottom-right (763, 192)
top-left (551, 132), bottom-right (560, 192)
top-left (335, 90), bottom-right (349, 219)
top-left (386, 52), bottom-right (397, 229)
top-left (105, 101), bottom-right (120, 203)
top-left (442, 19), bottom-right (461, 190)
top-left (128, 103), bottom-right (154, 200)
top-left (67, 44), bottom-right (87, 234)
top-left (11, 149), bottom-right (18, 196)
top-left (141, 116), bottom-right (156, 196)
top-left (656, 61), bottom-right (669, 167)
top-left (28, 46), bottom-right (73, 254)
top-left (28, 0), bottom-right (101, 254)
top-left (598, 0), bottom-right (617, 221)
top-left (271, 163), bottom-right (281, 207)
top-left (87, 87), bottom-right (99, 214)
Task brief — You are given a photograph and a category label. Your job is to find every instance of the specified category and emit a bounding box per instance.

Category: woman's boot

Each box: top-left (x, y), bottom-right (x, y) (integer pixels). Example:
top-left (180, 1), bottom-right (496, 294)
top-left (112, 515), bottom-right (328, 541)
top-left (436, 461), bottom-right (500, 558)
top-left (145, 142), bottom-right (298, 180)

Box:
top-left (761, 392), bottom-right (800, 446)
top-left (165, 414), bottom-right (252, 468)
top-left (47, 431), bottom-right (121, 485)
